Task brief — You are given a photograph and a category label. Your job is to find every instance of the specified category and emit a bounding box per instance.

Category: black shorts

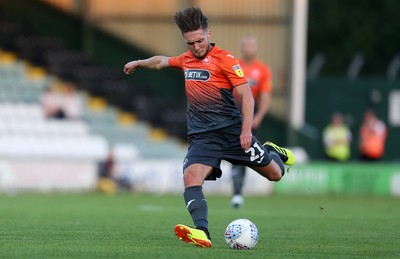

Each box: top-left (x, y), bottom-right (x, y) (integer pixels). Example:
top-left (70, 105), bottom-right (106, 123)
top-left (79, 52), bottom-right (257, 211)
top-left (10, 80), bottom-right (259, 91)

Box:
top-left (183, 123), bottom-right (272, 180)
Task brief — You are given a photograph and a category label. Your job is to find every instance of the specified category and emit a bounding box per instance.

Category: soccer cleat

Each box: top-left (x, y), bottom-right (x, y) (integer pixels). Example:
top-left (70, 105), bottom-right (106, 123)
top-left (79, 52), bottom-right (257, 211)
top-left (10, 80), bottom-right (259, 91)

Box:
top-left (263, 141), bottom-right (296, 166)
top-left (174, 224), bottom-right (212, 248)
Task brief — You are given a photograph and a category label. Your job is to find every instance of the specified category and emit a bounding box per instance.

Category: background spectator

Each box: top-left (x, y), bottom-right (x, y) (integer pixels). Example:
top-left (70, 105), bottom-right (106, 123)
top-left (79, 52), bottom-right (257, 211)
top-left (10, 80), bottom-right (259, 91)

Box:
top-left (41, 82), bottom-right (82, 120)
top-left (323, 113), bottom-right (352, 162)
top-left (41, 84), bottom-right (65, 119)
top-left (359, 110), bottom-right (387, 160)
top-left (61, 82), bottom-right (83, 120)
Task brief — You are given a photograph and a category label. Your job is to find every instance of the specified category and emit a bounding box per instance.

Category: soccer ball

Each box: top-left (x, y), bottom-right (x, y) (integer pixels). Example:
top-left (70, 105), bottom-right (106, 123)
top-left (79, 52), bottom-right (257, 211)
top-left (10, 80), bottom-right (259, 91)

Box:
top-left (224, 219), bottom-right (258, 249)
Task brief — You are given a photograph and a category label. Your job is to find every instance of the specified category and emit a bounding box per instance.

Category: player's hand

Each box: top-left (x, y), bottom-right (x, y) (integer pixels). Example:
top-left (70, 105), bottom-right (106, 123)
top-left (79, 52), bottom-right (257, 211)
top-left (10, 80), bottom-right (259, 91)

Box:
top-left (240, 130), bottom-right (253, 151)
top-left (124, 61), bottom-right (140, 74)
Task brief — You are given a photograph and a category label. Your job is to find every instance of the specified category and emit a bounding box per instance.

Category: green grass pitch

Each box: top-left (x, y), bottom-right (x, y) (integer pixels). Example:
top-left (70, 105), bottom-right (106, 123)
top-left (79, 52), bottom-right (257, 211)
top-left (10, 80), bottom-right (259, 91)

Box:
top-left (1, 193), bottom-right (399, 258)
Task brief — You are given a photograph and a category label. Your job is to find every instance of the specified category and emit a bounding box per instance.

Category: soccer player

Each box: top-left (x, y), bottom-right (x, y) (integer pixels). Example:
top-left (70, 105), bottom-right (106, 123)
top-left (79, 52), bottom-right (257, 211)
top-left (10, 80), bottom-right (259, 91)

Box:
top-left (231, 36), bottom-right (273, 208)
top-left (123, 7), bottom-right (295, 248)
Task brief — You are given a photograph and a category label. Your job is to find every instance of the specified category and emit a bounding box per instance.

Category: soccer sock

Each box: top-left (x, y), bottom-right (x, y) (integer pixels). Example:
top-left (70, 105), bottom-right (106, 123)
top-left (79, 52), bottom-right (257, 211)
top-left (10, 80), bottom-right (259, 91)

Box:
top-left (231, 165), bottom-right (246, 195)
top-left (183, 186), bottom-right (209, 231)
top-left (269, 151), bottom-right (285, 177)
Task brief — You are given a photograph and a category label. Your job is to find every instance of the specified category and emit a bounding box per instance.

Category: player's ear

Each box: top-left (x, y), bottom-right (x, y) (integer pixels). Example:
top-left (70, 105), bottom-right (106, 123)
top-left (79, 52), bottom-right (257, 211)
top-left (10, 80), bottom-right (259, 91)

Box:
top-left (207, 29), bottom-right (212, 40)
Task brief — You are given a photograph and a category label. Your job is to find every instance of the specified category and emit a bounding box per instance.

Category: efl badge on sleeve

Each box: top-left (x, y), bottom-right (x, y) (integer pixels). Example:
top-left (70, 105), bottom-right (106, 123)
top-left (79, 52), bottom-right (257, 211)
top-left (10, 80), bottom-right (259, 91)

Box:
top-left (233, 64), bottom-right (244, 77)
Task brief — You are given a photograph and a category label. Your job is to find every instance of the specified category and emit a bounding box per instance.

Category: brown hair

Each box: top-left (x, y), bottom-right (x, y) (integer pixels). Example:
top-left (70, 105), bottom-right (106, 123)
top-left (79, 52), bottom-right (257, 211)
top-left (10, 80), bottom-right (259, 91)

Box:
top-left (173, 7), bottom-right (208, 33)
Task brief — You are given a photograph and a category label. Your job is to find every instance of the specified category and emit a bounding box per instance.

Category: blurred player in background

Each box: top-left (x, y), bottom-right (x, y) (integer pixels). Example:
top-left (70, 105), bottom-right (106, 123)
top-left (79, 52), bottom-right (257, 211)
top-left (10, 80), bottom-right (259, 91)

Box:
top-left (124, 7), bottom-right (295, 248)
top-left (231, 36), bottom-right (273, 208)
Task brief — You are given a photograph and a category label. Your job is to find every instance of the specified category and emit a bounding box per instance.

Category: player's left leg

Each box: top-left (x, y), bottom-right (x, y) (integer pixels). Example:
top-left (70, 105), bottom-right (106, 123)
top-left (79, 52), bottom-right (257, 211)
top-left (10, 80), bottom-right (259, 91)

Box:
top-left (250, 155), bottom-right (284, 181)
top-left (221, 123), bottom-right (293, 182)
top-left (263, 141), bottom-right (296, 166)
top-left (250, 141), bottom-right (295, 180)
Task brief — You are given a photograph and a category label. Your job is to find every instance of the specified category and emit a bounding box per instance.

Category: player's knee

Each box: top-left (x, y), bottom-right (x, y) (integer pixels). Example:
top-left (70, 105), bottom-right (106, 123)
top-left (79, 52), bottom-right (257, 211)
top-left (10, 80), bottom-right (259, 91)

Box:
top-left (183, 170), bottom-right (201, 187)
top-left (183, 171), bottom-right (192, 185)
top-left (267, 172), bottom-right (282, 182)
top-left (255, 164), bottom-right (283, 182)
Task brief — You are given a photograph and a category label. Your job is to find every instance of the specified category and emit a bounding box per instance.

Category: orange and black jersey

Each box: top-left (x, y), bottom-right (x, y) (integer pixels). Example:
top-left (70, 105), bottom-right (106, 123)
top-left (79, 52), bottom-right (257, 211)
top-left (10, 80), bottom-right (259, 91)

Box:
top-left (169, 44), bottom-right (248, 135)
top-left (234, 59), bottom-right (272, 107)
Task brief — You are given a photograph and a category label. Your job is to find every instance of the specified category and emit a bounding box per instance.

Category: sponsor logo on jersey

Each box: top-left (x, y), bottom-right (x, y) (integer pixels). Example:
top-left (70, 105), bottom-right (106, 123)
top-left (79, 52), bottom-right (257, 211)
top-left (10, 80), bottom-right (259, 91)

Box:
top-left (185, 69), bottom-right (211, 81)
top-left (232, 64), bottom-right (244, 77)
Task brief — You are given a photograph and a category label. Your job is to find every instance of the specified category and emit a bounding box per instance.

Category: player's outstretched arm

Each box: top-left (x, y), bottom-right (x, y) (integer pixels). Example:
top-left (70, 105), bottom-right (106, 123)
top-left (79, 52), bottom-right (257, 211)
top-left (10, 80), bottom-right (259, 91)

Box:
top-left (124, 56), bottom-right (170, 74)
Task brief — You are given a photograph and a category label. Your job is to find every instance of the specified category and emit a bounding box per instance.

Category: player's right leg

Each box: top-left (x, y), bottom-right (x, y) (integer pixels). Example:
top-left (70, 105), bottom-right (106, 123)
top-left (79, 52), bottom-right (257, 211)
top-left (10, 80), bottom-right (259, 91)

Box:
top-left (174, 224), bottom-right (212, 248)
top-left (175, 163), bottom-right (213, 247)
top-left (175, 130), bottom-right (221, 248)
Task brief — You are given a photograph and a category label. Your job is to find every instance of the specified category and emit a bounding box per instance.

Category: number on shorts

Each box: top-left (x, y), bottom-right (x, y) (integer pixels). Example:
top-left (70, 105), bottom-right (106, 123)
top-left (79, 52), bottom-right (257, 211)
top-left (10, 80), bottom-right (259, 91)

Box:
top-left (245, 142), bottom-right (265, 163)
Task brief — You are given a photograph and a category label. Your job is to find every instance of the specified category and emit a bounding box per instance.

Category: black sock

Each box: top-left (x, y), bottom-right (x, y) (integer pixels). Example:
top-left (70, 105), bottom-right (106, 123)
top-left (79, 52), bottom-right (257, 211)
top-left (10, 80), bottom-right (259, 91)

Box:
top-left (231, 165), bottom-right (246, 195)
top-left (269, 151), bottom-right (285, 177)
top-left (183, 186), bottom-right (208, 231)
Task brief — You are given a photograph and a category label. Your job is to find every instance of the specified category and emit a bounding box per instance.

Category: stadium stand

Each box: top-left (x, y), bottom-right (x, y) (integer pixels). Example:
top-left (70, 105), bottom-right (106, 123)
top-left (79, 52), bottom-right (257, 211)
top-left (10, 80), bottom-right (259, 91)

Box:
top-left (0, 60), bottom-right (108, 160)
top-left (0, 16), bottom-right (188, 160)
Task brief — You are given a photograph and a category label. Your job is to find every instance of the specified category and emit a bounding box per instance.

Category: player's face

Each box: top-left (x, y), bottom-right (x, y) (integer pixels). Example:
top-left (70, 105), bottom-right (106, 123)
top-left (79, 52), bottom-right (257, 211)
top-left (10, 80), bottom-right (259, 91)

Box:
top-left (241, 37), bottom-right (257, 61)
top-left (183, 28), bottom-right (211, 59)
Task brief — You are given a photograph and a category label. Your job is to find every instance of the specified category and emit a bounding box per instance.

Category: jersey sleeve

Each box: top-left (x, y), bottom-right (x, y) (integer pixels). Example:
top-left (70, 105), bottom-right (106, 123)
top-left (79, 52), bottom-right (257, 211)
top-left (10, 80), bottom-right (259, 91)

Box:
top-left (169, 54), bottom-right (184, 70)
top-left (219, 52), bottom-right (248, 87)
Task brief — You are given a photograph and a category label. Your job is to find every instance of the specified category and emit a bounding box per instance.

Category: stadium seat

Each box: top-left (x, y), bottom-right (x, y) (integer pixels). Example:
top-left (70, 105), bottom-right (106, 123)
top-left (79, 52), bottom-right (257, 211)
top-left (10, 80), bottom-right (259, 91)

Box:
top-left (0, 16), bottom-right (188, 160)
